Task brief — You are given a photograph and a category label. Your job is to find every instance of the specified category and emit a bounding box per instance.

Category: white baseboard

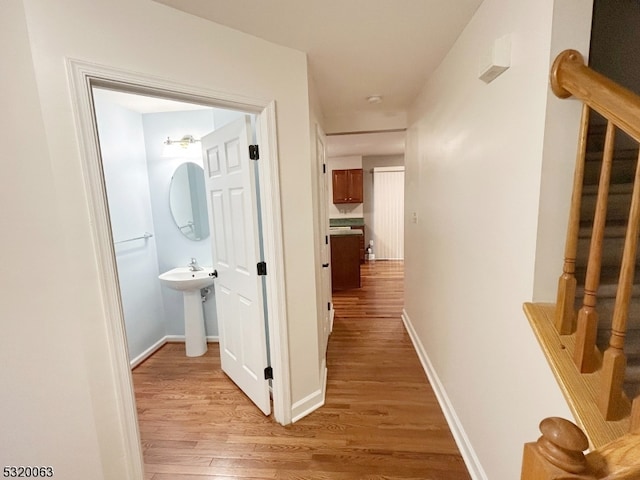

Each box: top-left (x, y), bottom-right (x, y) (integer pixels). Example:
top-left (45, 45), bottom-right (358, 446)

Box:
top-left (164, 335), bottom-right (219, 343)
top-left (130, 335), bottom-right (220, 368)
top-left (291, 364), bottom-right (327, 423)
top-left (401, 309), bottom-right (487, 480)
top-left (130, 337), bottom-right (167, 369)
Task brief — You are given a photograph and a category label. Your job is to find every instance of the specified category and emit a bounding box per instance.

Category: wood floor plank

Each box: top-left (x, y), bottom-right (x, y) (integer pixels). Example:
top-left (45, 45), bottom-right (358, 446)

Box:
top-left (133, 260), bottom-right (470, 479)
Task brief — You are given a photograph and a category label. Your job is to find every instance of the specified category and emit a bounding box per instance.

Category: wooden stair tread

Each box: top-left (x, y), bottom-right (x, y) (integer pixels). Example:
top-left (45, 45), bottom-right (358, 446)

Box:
top-left (586, 148), bottom-right (639, 161)
top-left (582, 182), bottom-right (635, 195)
top-left (579, 223), bottom-right (630, 237)
top-left (523, 302), bottom-right (629, 447)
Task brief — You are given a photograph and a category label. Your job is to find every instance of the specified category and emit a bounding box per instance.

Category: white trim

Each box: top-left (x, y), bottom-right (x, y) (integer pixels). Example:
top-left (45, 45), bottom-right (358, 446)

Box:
top-left (164, 335), bottom-right (185, 342)
top-left (291, 365), bottom-right (327, 423)
top-left (66, 59), bottom-right (144, 480)
top-left (401, 309), bottom-right (488, 480)
top-left (164, 335), bottom-right (220, 343)
top-left (256, 103), bottom-right (292, 425)
top-left (66, 58), bottom-right (293, 480)
top-left (130, 337), bottom-right (167, 369)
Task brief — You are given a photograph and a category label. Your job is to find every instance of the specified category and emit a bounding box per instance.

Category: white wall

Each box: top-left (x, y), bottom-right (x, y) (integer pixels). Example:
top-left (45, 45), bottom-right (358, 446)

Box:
top-left (142, 109), bottom-right (220, 338)
top-left (0, 1), bottom-right (104, 477)
top-left (533, 1), bottom-right (595, 300)
top-left (327, 155), bottom-right (363, 218)
top-left (93, 92), bottom-right (167, 361)
top-left (93, 96), bottom-right (238, 358)
top-left (404, 0), bottom-right (591, 478)
top-left (13, 0), bottom-right (321, 476)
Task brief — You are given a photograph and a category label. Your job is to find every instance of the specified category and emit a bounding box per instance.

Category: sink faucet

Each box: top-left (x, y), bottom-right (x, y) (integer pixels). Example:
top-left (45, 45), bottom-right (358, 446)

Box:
top-left (188, 257), bottom-right (203, 271)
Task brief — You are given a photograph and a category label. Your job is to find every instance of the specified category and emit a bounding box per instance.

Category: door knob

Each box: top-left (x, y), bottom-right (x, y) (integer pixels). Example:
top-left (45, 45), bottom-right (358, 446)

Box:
top-left (209, 270), bottom-right (218, 278)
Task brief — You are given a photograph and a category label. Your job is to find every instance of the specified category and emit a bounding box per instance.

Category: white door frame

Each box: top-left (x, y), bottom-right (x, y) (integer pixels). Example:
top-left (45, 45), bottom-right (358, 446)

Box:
top-left (67, 58), bottom-right (292, 474)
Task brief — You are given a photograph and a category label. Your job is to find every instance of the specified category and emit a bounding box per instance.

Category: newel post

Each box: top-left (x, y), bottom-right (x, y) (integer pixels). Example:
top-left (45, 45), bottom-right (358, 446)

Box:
top-left (521, 417), bottom-right (593, 480)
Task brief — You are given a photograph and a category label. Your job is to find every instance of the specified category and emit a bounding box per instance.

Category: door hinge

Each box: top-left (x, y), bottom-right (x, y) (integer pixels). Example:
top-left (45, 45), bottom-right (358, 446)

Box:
top-left (322, 163), bottom-right (327, 174)
top-left (325, 235), bottom-right (329, 245)
top-left (257, 261), bottom-right (267, 276)
top-left (249, 144), bottom-right (260, 160)
top-left (327, 302), bottom-right (331, 311)
top-left (264, 366), bottom-right (273, 380)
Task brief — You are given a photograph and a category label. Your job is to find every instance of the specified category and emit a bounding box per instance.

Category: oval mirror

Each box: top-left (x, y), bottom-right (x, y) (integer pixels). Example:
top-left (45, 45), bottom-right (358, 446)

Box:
top-left (169, 162), bottom-right (210, 241)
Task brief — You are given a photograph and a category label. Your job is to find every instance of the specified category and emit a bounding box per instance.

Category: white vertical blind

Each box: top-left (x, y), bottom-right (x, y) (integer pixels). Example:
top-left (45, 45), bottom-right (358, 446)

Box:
top-left (372, 167), bottom-right (405, 260)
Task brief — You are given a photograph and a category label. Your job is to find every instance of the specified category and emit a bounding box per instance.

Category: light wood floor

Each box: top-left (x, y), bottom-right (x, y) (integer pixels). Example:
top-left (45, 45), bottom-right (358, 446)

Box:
top-left (133, 260), bottom-right (471, 479)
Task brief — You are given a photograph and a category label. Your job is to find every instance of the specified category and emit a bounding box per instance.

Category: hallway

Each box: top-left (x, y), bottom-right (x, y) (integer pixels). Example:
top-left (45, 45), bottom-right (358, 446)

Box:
top-left (134, 260), bottom-right (470, 479)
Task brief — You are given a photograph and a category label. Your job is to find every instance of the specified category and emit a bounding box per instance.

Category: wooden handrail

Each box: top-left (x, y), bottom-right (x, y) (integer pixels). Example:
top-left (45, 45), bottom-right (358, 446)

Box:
top-left (551, 50), bottom-right (640, 143)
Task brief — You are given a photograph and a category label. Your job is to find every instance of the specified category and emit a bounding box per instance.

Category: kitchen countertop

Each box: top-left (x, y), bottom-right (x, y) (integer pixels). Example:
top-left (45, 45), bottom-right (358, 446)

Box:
top-left (329, 228), bottom-right (363, 236)
top-left (329, 217), bottom-right (364, 227)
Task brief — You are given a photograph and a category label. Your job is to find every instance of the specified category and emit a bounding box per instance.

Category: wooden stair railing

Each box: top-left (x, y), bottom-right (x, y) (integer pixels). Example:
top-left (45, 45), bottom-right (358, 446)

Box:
top-left (522, 417), bottom-right (640, 480)
top-left (550, 49), bottom-right (640, 426)
top-left (524, 49), bottom-right (640, 479)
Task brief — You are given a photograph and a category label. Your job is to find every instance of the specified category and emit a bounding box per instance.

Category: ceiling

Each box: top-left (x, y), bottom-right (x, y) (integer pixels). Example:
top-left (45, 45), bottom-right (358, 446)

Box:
top-left (153, 0), bottom-right (484, 133)
top-left (100, 2), bottom-right (486, 156)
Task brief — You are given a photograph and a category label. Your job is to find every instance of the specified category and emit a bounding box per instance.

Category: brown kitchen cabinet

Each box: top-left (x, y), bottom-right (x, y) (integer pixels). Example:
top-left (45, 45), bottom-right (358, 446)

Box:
top-left (332, 169), bottom-right (363, 204)
top-left (330, 233), bottom-right (361, 291)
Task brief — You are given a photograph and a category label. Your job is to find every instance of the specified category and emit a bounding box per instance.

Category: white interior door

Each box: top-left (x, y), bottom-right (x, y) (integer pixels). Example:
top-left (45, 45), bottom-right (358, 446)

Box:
top-left (202, 115), bottom-right (271, 415)
top-left (315, 126), bottom-right (332, 348)
top-left (373, 167), bottom-right (405, 260)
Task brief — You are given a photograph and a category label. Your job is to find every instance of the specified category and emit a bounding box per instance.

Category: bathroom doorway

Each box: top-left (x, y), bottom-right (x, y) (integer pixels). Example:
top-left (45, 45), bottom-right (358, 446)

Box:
top-left (68, 61), bottom-right (292, 473)
top-left (92, 88), bottom-right (222, 366)
top-left (93, 86), bottom-right (273, 415)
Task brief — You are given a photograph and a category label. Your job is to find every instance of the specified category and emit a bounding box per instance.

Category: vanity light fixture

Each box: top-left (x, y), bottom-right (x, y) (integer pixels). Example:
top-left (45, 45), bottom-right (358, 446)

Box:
top-left (164, 134), bottom-right (201, 148)
top-left (162, 134), bottom-right (202, 158)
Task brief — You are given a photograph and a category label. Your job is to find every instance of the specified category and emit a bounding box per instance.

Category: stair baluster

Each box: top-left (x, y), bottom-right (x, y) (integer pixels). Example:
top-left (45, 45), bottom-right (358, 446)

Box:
top-left (573, 121), bottom-right (616, 373)
top-left (632, 397), bottom-right (640, 433)
top-left (598, 150), bottom-right (640, 420)
top-left (556, 104), bottom-right (590, 335)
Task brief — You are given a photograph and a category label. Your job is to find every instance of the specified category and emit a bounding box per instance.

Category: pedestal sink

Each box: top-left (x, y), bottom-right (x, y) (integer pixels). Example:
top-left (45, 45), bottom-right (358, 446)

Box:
top-left (159, 267), bottom-right (217, 357)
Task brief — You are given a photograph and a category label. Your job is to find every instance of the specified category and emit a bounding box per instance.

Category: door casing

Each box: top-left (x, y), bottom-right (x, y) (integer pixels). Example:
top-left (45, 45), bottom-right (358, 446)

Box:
top-left (67, 58), bottom-right (292, 476)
